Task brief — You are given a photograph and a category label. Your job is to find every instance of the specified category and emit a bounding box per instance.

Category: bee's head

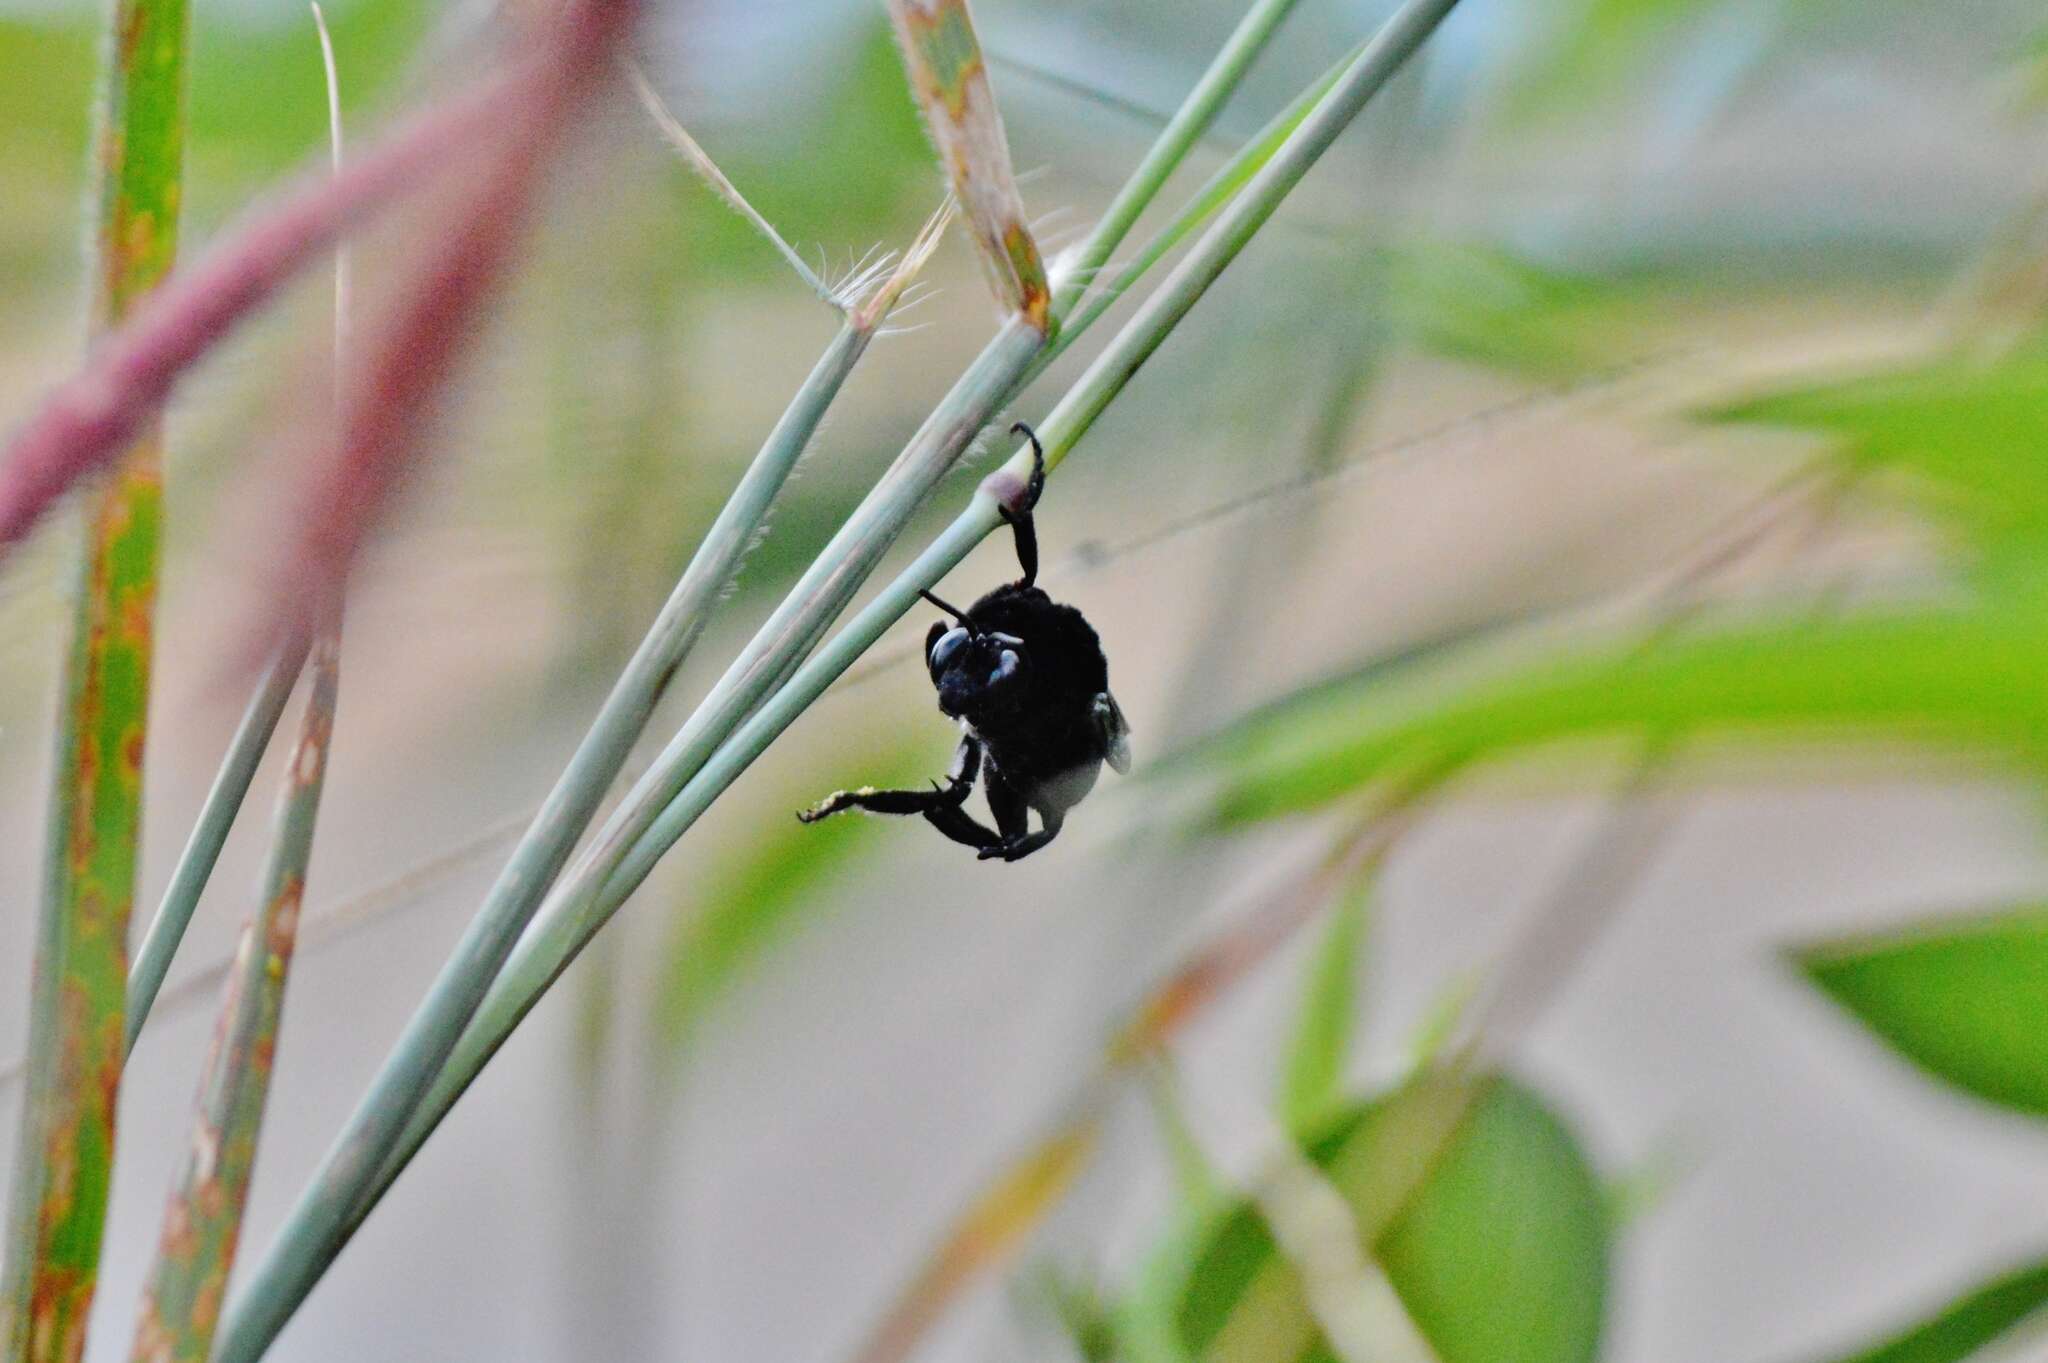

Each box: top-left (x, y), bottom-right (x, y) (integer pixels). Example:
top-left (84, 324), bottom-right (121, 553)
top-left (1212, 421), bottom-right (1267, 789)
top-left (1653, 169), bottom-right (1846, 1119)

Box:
top-left (922, 593), bottom-right (1025, 720)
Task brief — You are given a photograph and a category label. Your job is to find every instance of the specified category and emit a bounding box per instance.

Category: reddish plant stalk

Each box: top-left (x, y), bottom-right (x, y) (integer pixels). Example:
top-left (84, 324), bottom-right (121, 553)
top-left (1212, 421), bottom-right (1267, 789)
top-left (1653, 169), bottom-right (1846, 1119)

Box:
top-left (262, 0), bottom-right (639, 640)
top-left (0, 64), bottom-right (529, 555)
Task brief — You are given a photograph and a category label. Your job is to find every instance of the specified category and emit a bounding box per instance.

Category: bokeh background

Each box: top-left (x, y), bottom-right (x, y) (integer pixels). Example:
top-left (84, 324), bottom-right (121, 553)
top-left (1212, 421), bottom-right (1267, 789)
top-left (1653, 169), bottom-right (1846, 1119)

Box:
top-left (4, 0), bottom-right (2048, 1360)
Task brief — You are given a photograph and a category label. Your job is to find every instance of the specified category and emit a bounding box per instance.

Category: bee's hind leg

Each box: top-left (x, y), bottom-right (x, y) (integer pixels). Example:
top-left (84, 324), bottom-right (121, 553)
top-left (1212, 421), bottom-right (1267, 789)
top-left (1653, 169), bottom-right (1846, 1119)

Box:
top-left (976, 771), bottom-right (1063, 862)
top-left (999, 421), bottom-right (1047, 588)
top-left (978, 808), bottom-right (1063, 862)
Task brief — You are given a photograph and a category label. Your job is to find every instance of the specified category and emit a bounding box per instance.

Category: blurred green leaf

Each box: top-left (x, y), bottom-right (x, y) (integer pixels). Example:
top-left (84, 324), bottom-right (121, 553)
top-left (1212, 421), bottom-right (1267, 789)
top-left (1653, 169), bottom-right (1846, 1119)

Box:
top-left (1499, 0), bottom-right (1720, 124)
top-left (2020, 26), bottom-right (2048, 106)
top-left (1809, 1256), bottom-right (2048, 1363)
top-left (1712, 345), bottom-right (2048, 581)
top-left (1151, 335), bottom-right (2048, 825)
top-left (1797, 905), bottom-right (2048, 1117)
top-left (653, 807), bottom-right (874, 1053)
top-left (1370, 1080), bottom-right (1606, 1363)
top-left (1117, 1072), bottom-right (1230, 1363)
top-left (1170, 1074), bottom-right (1607, 1363)
top-left (0, 21), bottom-right (95, 289)
top-left (652, 744), bottom-right (925, 1057)
top-left (1389, 241), bottom-right (1634, 380)
top-left (1278, 877), bottom-right (1371, 1132)
top-left (1497, 0), bottom-right (1877, 127)
top-left (1033, 1264), bottom-right (1122, 1363)
top-left (1159, 604), bottom-right (2048, 825)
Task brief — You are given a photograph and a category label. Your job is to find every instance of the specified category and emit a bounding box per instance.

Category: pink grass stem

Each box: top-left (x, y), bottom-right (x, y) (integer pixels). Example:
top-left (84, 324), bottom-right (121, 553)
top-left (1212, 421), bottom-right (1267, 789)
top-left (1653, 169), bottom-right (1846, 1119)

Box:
top-left (0, 63), bottom-right (533, 554)
top-left (264, 0), bottom-right (637, 639)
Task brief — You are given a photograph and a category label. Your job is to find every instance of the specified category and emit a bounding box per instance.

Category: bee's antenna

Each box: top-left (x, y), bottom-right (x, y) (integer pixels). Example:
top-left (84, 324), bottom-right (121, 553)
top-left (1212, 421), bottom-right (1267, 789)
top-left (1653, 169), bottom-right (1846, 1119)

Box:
top-left (919, 588), bottom-right (972, 625)
top-left (1009, 420), bottom-right (1043, 460)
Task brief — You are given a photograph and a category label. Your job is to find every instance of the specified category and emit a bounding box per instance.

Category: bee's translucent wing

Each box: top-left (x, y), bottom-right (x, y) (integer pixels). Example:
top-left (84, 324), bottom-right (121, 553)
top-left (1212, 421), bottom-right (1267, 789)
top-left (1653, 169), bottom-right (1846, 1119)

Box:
top-left (1094, 692), bottom-right (1132, 774)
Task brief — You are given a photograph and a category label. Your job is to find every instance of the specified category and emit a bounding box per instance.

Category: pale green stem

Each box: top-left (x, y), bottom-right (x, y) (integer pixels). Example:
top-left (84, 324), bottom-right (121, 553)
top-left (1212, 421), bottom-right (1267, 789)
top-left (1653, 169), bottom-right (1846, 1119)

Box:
top-left (125, 635), bottom-right (310, 1055)
top-left (356, 0), bottom-right (1466, 1238)
top-left (210, 319), bottom-right (877, 1363)
top-left (1038, 42), bottom-right (1357, 376)
top-left (1049, 0), bottom-right (1304, 320)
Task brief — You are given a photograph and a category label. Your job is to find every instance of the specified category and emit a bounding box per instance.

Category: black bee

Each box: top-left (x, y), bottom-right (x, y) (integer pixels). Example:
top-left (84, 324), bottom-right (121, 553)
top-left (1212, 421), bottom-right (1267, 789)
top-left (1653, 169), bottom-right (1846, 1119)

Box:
top-left (798, 423), bottom-right (1130, 861)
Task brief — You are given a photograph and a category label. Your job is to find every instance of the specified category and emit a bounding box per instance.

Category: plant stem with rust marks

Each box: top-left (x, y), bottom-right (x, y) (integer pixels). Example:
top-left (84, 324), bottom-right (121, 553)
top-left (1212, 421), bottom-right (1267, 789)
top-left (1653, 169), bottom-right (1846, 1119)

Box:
top-left (1, 0), bottom-right (193, 1348)
top-left (128, 624), bottom-right (342, 1363)
top-left (885, 0), bottom-right (1048, 326)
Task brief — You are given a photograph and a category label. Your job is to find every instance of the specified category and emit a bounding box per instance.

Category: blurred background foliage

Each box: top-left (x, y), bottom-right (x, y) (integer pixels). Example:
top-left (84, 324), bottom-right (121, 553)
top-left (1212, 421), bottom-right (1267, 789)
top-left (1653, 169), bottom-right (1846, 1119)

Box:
top-left (5, 0), bottom-right (2048, 1360)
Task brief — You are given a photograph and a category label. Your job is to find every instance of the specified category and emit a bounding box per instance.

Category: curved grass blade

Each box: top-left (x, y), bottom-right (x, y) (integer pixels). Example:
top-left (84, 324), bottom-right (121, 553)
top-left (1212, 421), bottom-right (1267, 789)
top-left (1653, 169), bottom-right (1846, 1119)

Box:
top-left (128, 624), bottom-right (341, 1363)
top-left (0, 0), bottom-right (192, 1341)
top-left (628, 64), bottom-right (840, 309)
top-left (885, 0), bottom-right (1048, 327)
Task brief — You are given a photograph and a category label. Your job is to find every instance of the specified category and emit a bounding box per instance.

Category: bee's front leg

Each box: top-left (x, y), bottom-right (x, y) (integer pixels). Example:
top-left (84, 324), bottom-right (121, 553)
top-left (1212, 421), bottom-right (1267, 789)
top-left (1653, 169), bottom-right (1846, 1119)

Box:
top-left (797, 737), bottom-right (984, 831)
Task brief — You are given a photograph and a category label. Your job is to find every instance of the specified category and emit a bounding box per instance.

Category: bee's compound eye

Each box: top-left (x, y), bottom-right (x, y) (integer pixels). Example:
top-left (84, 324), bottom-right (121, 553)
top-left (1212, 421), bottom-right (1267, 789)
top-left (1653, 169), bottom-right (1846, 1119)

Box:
top-left (929, 626), bottom-right (971, 677)
top-left (989, 648), bottom-right (1021, 686)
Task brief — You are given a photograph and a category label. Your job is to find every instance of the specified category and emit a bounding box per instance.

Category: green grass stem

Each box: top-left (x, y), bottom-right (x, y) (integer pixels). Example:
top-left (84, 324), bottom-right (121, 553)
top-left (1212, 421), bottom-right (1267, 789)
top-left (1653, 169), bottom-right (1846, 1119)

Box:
top-left (0, 0), bottom-right (192, 1345)
top-left (1037, 40), bottom-right (1357, 375)
top-left (126, 636), bottom-right (309, 1055)
top-left (1047, 0), bottom-right (1304, 322)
